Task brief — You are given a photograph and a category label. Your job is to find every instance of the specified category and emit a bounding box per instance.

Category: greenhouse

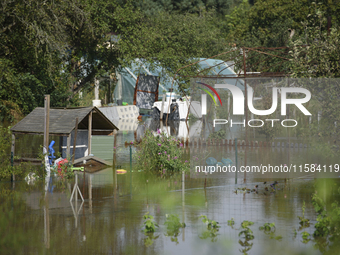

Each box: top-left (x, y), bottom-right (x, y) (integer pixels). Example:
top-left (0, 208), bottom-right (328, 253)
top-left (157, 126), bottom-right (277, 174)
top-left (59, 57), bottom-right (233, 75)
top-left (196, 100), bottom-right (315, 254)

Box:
top-left (114, 58), bottom-right (245, 105)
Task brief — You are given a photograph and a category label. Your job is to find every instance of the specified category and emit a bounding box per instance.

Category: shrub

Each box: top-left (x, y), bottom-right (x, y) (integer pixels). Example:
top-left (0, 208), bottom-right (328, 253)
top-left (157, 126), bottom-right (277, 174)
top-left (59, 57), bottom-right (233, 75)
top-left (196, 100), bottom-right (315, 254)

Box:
top-left (0, 126), bottom-right (33, 181)
top-left (142, 212), bottom-right (158, 233)
top-left (135, 129), bottom-right (189, 176)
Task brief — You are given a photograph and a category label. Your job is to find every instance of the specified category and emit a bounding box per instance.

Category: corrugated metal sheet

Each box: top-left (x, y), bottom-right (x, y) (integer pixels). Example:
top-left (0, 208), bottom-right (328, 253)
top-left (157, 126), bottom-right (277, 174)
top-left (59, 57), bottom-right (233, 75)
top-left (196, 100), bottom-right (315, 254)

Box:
top-left (10, 107), bottom-right (118, 135)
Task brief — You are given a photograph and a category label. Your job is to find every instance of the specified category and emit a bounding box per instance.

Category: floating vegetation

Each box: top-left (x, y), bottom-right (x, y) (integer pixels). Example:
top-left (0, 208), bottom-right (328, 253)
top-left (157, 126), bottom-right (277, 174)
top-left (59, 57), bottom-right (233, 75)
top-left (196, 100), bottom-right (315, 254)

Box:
top-left (233, 187), bottom-right (257, 194)
top-left (239, 220), bottom-right (255, 254)
top-left (259, 223), bottom-right (276, 233)
top-left (143, 233), bottom-right (159, 247)
top-left (199, 215), bottom-right (220, 242)
top-left (164, 214), bottom-right (186, 244)
top-left (142, 212), bottom-right (158, 233)
top-left (301, 231), bottom-right (311, 244)
top-left (233, 182), bottom-right (282, 195)
top-left (259, 222), bottom-right (282, 240)
top-left (227, 218), bottom-right (235, 227)
top-left (270, 234), bottom-right (282, 240)
top-left (298, 201), bottom-right (310, 229)
top-left (239, 221), bottom-right (254, 240)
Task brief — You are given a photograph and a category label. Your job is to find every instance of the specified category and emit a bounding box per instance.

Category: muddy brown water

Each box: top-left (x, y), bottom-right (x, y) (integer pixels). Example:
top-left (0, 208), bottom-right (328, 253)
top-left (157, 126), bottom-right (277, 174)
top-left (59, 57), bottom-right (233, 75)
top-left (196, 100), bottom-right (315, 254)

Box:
top-left (1, 119), bottom-right (337, 255)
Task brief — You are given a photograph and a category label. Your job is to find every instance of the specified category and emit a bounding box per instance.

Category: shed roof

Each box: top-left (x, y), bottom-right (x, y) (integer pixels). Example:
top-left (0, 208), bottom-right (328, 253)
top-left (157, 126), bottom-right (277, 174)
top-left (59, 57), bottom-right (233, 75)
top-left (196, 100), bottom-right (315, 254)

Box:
top-left (10, 106), bottom-right (118, 136)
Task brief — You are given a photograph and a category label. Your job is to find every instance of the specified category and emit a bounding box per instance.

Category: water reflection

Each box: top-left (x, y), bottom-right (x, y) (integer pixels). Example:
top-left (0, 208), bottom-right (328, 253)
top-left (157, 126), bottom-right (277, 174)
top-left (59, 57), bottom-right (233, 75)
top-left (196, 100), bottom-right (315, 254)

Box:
top-left (0, 170), bottom-right (327, 255)
top-left (2, 117), bottom-right (340, 254)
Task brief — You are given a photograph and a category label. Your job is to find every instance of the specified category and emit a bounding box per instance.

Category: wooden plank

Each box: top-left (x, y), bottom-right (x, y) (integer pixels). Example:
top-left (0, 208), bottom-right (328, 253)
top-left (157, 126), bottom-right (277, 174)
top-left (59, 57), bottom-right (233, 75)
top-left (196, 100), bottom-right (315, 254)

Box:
top-left (73, 155), bottom-right (112, 173)
top-left (73, 155), bottom-right (112, 166)
top-left (66, 134), bottom-right (71, 159)
top-left (88, 111), bottom-right (92, 155)
top-left (11, 134), bottom-right (15, 181)
top-left (44, 95), bottom-right (50, 149)
top-left (12, 131), bottom-right (69, 136)
top-left (14, 158), bottom-right (41, 163)
top-left (133, 75), bottom-right (140, 105)
top-left (155, 76), bottom-right (160, 102)
top-left (72, 117), bottom-right (79, 164)
top-left (92, 131), bottom-right (113, 136)
top-left (160, 94), bottom-right (166, 120)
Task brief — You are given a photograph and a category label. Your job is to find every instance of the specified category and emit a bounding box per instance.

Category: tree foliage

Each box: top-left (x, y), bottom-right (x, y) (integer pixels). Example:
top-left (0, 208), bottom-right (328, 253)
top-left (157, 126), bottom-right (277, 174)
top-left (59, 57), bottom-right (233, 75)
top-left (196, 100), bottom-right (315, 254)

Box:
top-left (1, 0), bottom-right (340, 122)
top-left (132, 0), bottom-right (243, 16)
top-left (226, 0), bottom-right (340, 48)
top-left (0, 0), bottom-right (228, 121)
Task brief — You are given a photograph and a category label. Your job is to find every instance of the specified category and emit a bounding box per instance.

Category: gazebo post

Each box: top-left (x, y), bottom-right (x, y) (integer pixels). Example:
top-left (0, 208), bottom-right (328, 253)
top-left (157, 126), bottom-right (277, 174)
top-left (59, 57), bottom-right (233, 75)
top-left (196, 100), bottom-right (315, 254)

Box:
top-left (66, 134), bottom-right (71, 159)
top-left (44, 95), bottom-right (50, 150)
top-left (11, 133), bottom-right (15, 182)
top-left (88, 111), bottom-right (92, 155)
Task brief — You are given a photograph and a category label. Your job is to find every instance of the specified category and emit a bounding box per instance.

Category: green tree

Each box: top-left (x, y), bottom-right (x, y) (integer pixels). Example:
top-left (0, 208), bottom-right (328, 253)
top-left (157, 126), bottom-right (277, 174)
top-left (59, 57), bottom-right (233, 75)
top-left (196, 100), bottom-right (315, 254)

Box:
top-left (0, 0), bottom-right (79, 120)
top-left (133, 0), bottom-right (243, 16)
top-left (117, 11), bottom-right (226, 93)
top-left (1, 0), bottom-right (228, 121)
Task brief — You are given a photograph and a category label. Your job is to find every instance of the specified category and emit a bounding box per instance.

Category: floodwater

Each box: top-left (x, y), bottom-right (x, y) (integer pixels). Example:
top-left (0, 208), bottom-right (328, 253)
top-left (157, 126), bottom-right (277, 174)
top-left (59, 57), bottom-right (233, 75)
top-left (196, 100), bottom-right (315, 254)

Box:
top-left (1, 118), bottom-right (339, 255)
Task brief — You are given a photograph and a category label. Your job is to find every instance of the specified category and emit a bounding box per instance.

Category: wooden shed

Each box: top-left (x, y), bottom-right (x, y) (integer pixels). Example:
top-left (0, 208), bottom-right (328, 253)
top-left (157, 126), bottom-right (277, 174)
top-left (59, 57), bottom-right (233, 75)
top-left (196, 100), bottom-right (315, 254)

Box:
top-left (10, 106), bottom-right (118, 170)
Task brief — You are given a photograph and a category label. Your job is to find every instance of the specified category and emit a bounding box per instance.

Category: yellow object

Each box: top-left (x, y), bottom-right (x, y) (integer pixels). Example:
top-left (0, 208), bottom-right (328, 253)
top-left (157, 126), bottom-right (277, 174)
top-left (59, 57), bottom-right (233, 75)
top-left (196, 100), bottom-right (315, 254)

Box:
top-left (116, 169), bottom-right (127, 174)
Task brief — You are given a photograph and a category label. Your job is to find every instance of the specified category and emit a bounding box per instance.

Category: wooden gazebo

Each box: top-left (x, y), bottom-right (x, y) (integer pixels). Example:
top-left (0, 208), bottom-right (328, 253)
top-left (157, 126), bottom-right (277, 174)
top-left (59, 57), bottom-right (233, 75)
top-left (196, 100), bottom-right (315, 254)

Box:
top-left (10, 106), bottom-right (118, 170)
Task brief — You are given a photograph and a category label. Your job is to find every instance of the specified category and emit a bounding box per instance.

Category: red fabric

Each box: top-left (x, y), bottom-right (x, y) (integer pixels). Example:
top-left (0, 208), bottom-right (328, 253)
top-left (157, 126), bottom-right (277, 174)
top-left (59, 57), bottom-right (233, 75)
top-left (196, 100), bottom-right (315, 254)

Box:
top-left (57, 158), bottom-right (68, 167)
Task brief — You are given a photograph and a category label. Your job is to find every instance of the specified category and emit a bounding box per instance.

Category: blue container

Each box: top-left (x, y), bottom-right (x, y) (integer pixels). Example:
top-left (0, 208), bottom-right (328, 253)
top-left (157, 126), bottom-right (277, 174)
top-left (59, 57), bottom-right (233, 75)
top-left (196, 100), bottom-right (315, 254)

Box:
top-left (222, 157), bottom-right (233, 166)
top-left (206, 157), bottom-right (217, 166)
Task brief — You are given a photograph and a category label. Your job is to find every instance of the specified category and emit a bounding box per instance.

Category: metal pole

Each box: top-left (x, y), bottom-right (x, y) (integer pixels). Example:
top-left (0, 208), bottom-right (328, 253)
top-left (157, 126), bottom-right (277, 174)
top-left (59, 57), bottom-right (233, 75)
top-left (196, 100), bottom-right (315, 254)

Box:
top-left (83, 165), bottom-right (85, 197)
top-left (88, 175), bottom-right (92, 214)
top-left (75, 173), bottom-right (78, 202)
top-left (242, 49), bottom-right (248, 133)
top-left (242, 49), bottom-right (248, 184)
top-left (182, 170), bottom-right (185, 242)
top-left (114, 133), bottom-right (117, 191)
top-left (235, 138), bottom-right (238, 184)
top-left (182, 171), bottom-right (185, 202)
top-left (130, 145), bottom-right (132, 196)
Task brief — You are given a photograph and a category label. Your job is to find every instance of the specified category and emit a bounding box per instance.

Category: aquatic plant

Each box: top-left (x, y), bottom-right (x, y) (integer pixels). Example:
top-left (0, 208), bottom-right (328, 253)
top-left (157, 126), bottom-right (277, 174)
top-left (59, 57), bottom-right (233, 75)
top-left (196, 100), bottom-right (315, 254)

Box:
top-left (164, 214), bottom-right (186, 232)
top-left (238, 220), bottom-right (255, 254)
top-left (238, 239), bottom-right (253, 254)
top-left (227, 218), bottom-right (235, 227)
top-left (241, 220), bottom-right (254, 229)
top-left (239, 221), bottom-right (254, 240)
top-left (269, 234), bottom-right (282, 240)
top-left (258, 222), bottom-right (282, 240)
top-left (301, 231), bottom-right (311, 243)
top-left (135, 129), bottom-right (189, 176)
top-left (312, 192), bottom-right (335, 237)
top-left (143, 233), bottom-right (159, 247)
top-left (142, 212), bottom-right (158, 233)
top-left (200, 215), bottom-right (220, 230)
top-left (199, 215), bottom-right (220, 242)
top-left (259, 223), bottom-right (275, 233)
top-left (164, 214), bottom-right (185, 244)
top-left (298, 201), bottom-right (310, 228)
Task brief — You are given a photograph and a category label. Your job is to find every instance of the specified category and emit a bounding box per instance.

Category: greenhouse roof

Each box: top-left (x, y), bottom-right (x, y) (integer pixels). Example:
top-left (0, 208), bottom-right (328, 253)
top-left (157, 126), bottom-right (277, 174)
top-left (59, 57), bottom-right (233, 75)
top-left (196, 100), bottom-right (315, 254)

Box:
top-left (115, 58), bottom-right (244, 104)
